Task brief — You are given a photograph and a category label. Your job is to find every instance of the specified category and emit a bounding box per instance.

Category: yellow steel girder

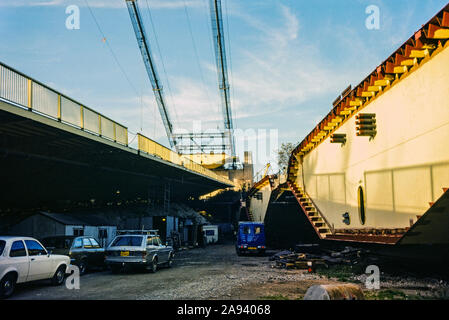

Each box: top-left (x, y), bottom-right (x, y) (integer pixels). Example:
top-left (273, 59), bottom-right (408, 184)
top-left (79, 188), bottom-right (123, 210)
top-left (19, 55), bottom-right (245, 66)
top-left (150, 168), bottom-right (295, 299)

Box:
top-left (183, 153), bottom-right (227, 169)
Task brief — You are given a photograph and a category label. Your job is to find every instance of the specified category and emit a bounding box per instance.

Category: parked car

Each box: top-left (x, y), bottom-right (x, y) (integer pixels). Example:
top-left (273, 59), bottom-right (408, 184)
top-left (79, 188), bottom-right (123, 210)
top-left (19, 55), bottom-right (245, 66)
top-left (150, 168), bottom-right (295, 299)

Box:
top-left (0, 236), bottom-right (70, 299)
top-left (236, 222), bottom-right (266, 256)
top-left (105, 230), bottom-right (174, 273)
top-left (41, 236), bottom-right (105, 275)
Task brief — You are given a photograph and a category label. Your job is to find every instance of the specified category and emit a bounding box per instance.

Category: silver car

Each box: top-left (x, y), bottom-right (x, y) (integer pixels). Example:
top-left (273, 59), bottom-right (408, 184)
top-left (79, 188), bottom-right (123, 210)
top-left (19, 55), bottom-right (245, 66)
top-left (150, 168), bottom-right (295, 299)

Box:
top-left (105, 230), bottom-right (174, 273)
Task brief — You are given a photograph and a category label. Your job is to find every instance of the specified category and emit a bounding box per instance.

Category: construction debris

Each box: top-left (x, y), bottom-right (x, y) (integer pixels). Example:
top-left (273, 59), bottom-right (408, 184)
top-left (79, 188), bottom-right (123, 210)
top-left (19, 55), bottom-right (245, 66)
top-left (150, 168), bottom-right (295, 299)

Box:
top-left (270, 251), bottom-right (327, 271)
top-left (270, 246), bottom-right (367, 271)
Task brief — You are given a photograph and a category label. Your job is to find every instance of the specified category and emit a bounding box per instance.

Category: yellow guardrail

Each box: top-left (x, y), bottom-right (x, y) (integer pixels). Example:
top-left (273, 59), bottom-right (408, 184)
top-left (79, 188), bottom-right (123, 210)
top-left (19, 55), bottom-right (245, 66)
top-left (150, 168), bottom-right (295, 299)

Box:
top-left (0, 61), bottom-right (233, 186)
top-left (137, 133), bottom-right (233, 185)
top-left (0, 62), bottom-right (128, 145)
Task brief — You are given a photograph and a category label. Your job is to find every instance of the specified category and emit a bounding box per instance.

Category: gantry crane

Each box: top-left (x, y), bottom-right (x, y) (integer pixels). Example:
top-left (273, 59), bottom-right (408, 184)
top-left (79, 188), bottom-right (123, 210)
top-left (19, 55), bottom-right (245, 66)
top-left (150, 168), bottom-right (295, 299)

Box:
top-left (125, 0), bottom-right (237, 168)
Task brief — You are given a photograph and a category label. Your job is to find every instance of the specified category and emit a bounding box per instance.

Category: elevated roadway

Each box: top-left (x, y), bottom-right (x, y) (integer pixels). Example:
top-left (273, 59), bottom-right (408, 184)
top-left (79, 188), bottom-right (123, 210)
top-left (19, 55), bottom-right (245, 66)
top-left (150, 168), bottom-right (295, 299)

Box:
top-left (0, 62), bottom-right (233, 211)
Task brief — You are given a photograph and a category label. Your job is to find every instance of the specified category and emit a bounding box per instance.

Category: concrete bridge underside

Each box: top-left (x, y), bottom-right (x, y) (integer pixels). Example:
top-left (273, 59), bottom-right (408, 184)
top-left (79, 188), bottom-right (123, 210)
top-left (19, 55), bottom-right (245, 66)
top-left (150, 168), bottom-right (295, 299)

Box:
top-left (0, 99), bottom-right (231, 211)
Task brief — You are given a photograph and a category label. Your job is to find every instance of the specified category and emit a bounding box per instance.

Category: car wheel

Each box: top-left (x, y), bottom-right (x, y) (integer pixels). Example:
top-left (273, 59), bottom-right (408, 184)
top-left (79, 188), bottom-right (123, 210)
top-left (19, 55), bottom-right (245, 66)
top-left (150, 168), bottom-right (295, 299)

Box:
top-left (149, 258), bottom-right (158, 273)
top-left (51, 266), bottom-right (66, 286)
top-left (236, 248), bottom-right (242, 256)
top-left (167, 254), bottom-right (174, 268)
top-left (78, 260), bottom-right (87, 276)
top-left (0, 273), bottom-right (16, 299)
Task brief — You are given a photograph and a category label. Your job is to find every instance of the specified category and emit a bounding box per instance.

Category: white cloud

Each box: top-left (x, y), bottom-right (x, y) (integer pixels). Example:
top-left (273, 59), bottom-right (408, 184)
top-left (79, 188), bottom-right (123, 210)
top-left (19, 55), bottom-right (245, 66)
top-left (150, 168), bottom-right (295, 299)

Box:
top-left (222, 5), bottom-right (349, 122)
top-left (168, 78), bottom-right (222, 126)
top-left (158, 3), bottom-right (348, 129)
top-left (280, 4), bottom-right (299, 41)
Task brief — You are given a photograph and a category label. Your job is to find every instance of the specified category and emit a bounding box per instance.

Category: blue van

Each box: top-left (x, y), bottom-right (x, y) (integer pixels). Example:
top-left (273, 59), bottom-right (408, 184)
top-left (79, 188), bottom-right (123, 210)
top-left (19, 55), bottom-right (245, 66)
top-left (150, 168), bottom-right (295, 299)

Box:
top-left (236, 222), bottom-right (266, 255)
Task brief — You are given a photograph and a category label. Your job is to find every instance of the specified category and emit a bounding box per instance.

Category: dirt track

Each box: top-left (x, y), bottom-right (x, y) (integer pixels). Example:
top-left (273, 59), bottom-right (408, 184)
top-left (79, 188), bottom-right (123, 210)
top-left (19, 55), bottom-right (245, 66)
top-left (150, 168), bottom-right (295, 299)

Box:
top-left (9, 244), bottom-right (333, 300)
top-left (9, 243), bottom-right (449, 300)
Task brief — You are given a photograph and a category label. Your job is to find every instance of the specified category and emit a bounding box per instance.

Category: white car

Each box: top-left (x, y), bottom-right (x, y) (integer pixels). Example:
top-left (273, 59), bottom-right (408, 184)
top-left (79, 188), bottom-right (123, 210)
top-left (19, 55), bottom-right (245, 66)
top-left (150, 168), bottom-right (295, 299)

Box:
top-left (0, 236), bottom-right (71, 299)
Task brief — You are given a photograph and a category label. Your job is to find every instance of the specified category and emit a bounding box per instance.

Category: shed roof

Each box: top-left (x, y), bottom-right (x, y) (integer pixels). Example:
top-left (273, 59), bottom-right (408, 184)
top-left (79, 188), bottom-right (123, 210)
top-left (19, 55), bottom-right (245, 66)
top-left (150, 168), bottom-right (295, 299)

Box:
top-left (39, 212), bottom-right (115, 227)
top-left (145, 203), bottom-right (208, 224)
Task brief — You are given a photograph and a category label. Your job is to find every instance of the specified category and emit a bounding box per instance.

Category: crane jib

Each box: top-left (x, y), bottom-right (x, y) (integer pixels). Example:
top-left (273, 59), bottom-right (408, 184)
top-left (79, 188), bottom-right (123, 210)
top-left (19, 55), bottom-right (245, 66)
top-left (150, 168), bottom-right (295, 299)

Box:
top-left (210, 0), bottom-right (236, 159)
top-left (125, 0), bottom-right (177, 150)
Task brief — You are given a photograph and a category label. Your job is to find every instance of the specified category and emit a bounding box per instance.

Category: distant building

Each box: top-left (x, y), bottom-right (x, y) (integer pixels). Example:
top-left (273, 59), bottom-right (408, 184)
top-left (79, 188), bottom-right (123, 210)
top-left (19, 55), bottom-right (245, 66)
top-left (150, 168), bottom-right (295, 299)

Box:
top-left (213, 151), bottom-right (254, 189)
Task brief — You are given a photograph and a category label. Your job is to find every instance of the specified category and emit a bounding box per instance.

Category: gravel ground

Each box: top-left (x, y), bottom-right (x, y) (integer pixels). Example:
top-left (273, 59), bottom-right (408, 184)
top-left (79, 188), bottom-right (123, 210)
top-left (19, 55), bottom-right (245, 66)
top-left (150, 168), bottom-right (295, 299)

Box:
top-left (8, 243), bottom-right (449, 300)
top-left (354, 272), bottom-right (449, 299)
top-left (9, 244), bottom-right (332, 300)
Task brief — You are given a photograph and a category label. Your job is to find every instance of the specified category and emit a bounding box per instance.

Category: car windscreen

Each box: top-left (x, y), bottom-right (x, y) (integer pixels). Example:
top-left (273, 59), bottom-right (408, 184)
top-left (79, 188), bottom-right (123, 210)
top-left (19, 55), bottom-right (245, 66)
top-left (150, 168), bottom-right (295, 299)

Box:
top-left (241, 226), bottom-right (251, 234)
top-left (110, 236), bottom-right (143, 247)
top-left (240, 225), bottom-right (263, 235)
top-left (0, 240), bottom-right (5, 255)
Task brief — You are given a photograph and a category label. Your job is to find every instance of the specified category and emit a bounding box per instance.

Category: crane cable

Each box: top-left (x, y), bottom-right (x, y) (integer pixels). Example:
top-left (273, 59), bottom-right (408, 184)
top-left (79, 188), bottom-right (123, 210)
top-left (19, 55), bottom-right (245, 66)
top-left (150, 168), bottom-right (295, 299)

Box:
top-left (183, 0), bottom-right (215, 123)
top-left (223, 0), bottom-right (237, 131)
top-left (203, 0), bottom-right (222, 126)
top-left (144, 0), bottom-right (180, 128)
top-left (84, 0), bottom-right (139, 97)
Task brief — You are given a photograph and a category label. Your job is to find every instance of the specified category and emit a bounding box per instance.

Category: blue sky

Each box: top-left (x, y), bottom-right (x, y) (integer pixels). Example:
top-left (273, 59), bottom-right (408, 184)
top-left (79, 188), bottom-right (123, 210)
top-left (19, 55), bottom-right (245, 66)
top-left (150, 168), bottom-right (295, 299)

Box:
top-left (1, 0), bottom-right (448, 174)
